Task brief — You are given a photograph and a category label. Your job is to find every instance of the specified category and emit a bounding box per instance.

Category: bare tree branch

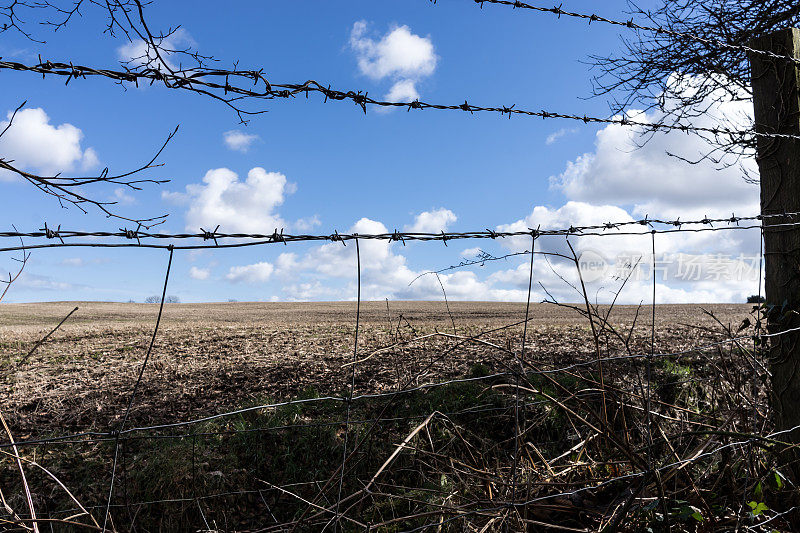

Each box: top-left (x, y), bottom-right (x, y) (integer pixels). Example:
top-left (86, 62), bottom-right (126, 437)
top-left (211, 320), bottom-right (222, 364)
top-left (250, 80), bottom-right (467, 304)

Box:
top-left (1, 105), bottom-right (175, 227)
top-left (589, 0), bottom-right (800, 167)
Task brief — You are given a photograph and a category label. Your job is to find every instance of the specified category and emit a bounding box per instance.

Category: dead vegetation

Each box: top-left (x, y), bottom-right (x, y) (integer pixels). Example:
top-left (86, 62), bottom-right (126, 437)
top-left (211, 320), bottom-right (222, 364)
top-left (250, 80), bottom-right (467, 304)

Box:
top-left (0, 301), bottom-right (794, 531)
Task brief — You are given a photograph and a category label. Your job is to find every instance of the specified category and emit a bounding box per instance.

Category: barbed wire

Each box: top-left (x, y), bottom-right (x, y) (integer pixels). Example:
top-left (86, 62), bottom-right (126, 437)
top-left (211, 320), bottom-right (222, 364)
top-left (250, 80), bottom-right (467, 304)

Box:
top-left (1, 3), bottom-right (795, 532)
top-left (0, 210), bottom-right (796, 253)
top-left (0, 226), bottom-right (781, 254)
top-left (459, 0), bottom-right (800, 67)
top-left (2, 58), bottom-right (798, 142)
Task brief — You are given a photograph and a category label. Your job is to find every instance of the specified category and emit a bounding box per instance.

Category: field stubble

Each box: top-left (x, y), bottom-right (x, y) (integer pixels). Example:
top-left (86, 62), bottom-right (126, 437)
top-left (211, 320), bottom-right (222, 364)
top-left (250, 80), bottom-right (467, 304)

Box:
top-left (0, 301), bottom-right (749, 439)
top-left (0, 300), bottom-right (775, 532)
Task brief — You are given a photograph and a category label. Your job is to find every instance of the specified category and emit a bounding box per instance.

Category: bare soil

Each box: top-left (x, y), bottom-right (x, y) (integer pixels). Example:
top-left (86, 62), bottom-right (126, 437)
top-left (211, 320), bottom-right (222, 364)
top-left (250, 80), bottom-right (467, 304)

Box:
top-left (0, 301), bottom-right (753, 441)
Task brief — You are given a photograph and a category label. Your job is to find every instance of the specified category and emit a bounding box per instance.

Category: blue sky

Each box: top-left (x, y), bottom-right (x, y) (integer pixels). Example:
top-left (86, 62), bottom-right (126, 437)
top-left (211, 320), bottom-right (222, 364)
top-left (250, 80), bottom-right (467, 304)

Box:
top-left (0, 0), bottom-right (764, 303)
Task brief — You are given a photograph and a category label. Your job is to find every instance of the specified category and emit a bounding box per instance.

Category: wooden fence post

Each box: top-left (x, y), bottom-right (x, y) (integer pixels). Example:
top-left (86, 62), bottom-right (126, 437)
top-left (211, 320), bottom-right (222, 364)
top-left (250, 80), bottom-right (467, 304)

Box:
top-left (750, 28), bottom-right (800, 472)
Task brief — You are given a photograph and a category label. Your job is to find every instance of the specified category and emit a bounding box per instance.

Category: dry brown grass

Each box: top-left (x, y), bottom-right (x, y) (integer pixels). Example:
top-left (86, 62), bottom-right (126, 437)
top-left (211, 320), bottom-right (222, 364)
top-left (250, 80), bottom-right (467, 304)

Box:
top-left (4, 300), bottom-right (794, 532)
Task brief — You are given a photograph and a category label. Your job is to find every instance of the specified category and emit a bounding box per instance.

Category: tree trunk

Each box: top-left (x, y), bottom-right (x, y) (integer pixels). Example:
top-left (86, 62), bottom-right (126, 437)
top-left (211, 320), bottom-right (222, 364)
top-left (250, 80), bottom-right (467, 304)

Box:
top-left (750, 28), bottom-right (800, 481)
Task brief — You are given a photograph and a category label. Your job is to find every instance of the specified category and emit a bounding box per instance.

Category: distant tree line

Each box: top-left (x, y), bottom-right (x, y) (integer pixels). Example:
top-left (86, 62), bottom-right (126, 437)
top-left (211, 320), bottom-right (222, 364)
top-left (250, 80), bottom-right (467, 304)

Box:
top-left (144, 295), bottom-right (180, 304)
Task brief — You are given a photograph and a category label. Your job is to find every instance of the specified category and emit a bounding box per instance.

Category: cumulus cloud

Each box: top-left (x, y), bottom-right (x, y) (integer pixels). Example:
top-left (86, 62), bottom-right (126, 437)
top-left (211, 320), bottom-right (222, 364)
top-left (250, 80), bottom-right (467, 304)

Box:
top-left (226, 262), bottom-right (274, 283)
top-left (223, 130), bottom-right (260, 153)
top-left (0, 107), bottom-right (99, 178)
top-left (210, 75), bottom-right (762, 304)
top-left (189, 266), bottom-right (210, 280)
top-left (163, 167), bottom-right (293, 233)
top-left (350, 21), bottom-right (437, 80)
top-left (271, 217), bottom-right (526, 302)
top-left (491, 199), bottom-right (761, 305)
top-left (497, 201), bottom-right (643, 254)
top-left (483, 247), bottom-right (760, 305)
top-left (82, 147), bottom-right (100, 170)
top-left (274, 252), bottom-right (300, 275)
top-left (506, 76), bottom-right (763, 303)
top-left (406, 208), bottom-right (457, 233)
top-left (349, 21), bottom-right (437, 102)
top-left (219, 203), bottom-right (760, 304)
top-left (549, 79), bottom-right (758, 220)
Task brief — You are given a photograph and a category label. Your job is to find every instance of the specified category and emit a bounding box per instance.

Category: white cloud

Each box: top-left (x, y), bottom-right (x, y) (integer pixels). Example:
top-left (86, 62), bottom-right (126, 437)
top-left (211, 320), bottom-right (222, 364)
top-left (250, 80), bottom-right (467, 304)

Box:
top-left (497, 201), bottom-right (643, 255)
top-left (350, 21), bottom-right (437, 80)
top-left (188, 75), bottom-right (763, 304)
top-left (278, 217), bottom-right (526, 302)
top-left (189, 266), bottom-right (210, 280)
top-left (117, 28), bottom-right (196, 70)
top-left (280, 281), bottom-right (344, 301)
top-left (492, 199), bottom-right (761, 305)
top-left (223, 130), bottom-right (260, 153)
top-left (406, 208), bottom-right (457, 233)
top-left (549, 79), bottom-right (758, 220)
top-left (0, 107), bottom-right (99, 178)
top-left (113, 187), bottom-right (135, 205)
top-left (274, 252), bottom-right (300, 275)
top-left (163, 167), bottom-right (292, 233)
top-left (17, 273), bottom-right (74, 291)
top-left (483, 246), bottom-right (761, 305)
top-left (461, 247), bottom-right (483, 258)
top-left (481, 75), bottom-right (764, 304)
top-left (293, 215), bottom-right (322, 232)
top-left (82, 147), bottom-right (100, 170)
top-left (219, 201), bottom-right (761, 304)
top-left (61, 258), bottom-right (84, 267)
top-left (226, 262), bottom-right (274, 283)
top-left (545, 128), bottom-right (578, 145)
top-left (385, 79), bottom-right (419, 103)
top-left (350, 21), bottom-right (437, 103)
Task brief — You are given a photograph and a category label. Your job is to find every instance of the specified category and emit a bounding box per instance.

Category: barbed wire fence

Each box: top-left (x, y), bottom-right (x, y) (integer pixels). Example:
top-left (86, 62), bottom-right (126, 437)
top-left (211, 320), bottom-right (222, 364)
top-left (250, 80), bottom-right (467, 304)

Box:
top-left (1, 1), bottom-right (799, 532)
top-left (0, 215), bottom-right (787, 532)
